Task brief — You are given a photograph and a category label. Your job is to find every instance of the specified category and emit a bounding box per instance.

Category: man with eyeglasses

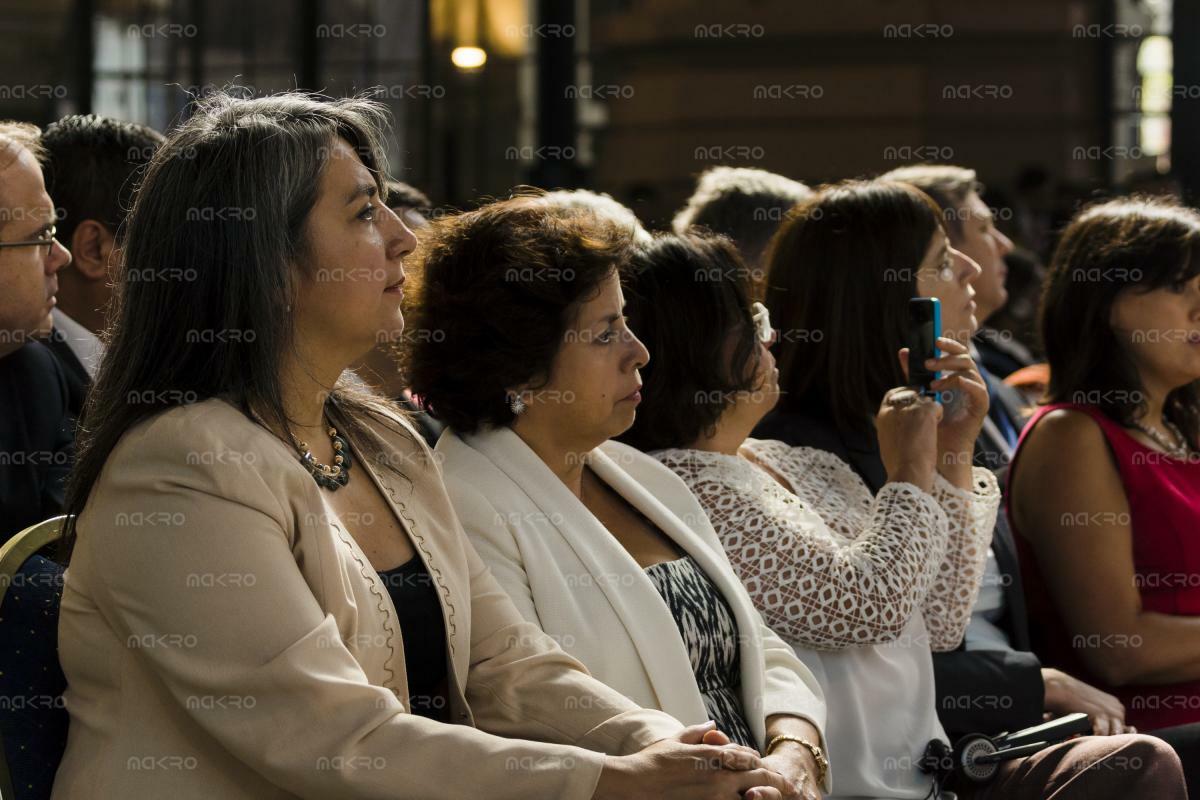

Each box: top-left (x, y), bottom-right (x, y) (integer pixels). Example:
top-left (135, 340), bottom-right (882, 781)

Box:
top-left (0, 120), bottom-right (74, 544)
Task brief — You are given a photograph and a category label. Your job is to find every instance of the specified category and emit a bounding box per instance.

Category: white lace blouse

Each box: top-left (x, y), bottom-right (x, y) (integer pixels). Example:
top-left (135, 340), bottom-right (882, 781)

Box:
top-left (653, 439), bottom-right (1001, 799)
top-left (652, 439), bottom-right (999, 653)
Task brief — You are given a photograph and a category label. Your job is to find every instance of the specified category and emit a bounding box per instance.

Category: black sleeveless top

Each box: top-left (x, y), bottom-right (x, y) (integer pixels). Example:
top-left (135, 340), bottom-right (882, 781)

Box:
top-left (376, 554), bottom-right (449, 721)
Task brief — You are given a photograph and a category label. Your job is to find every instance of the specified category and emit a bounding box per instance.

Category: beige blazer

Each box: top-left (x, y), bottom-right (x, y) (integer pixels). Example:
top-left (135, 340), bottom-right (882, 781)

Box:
top-left (51, 399), bottom-right (682, 800)
top-left (437, 427), bottom-right (831, 790)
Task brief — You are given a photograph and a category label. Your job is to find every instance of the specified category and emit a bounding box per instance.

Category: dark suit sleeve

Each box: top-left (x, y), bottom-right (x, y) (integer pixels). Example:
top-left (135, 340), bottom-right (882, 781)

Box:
top-left (933, 648), bottom-right (1045, 738)
top-left (43, 390), bottom-right (74, 518)
top-left (36, 341), bottom-right (74, 520)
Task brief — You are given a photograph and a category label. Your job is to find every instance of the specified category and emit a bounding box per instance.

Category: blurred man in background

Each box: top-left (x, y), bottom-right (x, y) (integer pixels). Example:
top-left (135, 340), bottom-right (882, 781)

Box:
top-left (673, 166), bottom-right (812, 299)
top-left (40, 114), bottom-right (164, 418)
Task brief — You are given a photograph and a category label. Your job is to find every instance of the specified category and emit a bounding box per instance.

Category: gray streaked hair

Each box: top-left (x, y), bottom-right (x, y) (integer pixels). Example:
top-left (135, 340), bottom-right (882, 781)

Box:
top-left (0, 121), bottom-right (47, 233)
top-left (62, 90), bottom-right (416, 559)
top-left (535, 188), bottom-right (654, 247)
top-left (672, 166), bottom-right (812, 271)
top-left (878, 163), bottom-right (981, 237)
top-left (0, 120), bottom-right (45, 169)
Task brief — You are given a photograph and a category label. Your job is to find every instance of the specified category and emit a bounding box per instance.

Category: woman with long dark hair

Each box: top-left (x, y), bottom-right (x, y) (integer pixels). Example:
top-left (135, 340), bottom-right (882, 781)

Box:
top-left (49, 91), bottom-right (795, 800)
top-left (1008, 197), bottom-right (1200, 733)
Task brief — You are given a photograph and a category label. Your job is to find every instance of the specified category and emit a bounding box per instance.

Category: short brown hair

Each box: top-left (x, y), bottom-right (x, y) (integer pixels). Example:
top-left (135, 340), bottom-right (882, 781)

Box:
top-left (879, 163), bottom-right (979, 237)
top-left (383, 179), bottom-right (431, 212)
top-left (404, 193), bottom-right (636, 433)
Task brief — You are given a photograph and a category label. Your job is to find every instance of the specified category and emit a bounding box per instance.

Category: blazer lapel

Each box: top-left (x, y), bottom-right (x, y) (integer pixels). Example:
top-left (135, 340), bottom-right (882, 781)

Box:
top-left (587, 448), bottom-right (729, 576)
top-left (462, 427), bottom-right (705, 719)
top-left (332, 412), bottom-right (470, 708)
top-left (588, 449), bottom-right (768, 698)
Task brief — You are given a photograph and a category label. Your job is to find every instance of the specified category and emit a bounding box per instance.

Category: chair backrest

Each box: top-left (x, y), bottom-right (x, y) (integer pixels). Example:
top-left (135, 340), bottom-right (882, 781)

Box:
top-left (0, 516), bottom-right (69, 800)
top-left (0, 517), bottom-right (65, 610)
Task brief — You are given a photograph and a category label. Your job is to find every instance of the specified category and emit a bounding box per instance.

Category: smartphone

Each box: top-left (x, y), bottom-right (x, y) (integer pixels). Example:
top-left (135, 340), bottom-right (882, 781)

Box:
top-left (906, 297), bottom-right (941, 399)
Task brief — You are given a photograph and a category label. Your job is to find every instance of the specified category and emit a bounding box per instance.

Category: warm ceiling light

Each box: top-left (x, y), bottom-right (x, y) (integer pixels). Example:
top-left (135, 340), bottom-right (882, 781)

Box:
top-left (451, 46), bottom-right (487, 70)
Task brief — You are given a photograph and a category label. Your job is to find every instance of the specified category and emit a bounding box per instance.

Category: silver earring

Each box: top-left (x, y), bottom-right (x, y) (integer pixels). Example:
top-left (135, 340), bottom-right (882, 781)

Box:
top-left (508, 391), bottom-right (526, 415)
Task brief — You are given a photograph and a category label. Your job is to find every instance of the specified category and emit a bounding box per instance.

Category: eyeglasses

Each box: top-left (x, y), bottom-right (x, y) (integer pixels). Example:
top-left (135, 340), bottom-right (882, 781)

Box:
top-left (751, 301), bottom-right (773, 343)
top-left (0, 225), bottom-right (58, 254)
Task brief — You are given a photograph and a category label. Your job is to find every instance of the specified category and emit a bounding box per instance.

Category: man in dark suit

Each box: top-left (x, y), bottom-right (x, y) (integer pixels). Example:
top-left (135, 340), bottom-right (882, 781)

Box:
top-left (39, 115), bottom-right (165, 419)
top-left (0, 122), bottom-right (75, 543)
top-left (970, 352), bottom-right (1033, 473)
top-left (974, 319), bottom-right (1037, 380)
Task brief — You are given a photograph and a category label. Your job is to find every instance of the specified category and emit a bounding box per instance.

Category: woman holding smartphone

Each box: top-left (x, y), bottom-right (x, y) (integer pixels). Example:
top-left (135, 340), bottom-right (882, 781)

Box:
top-left (618, 229), bottom-right (1018, 799)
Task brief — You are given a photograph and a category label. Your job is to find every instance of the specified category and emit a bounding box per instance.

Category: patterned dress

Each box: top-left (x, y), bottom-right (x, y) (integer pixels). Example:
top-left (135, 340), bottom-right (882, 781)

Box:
top-left (644, 554), bottom-right (756, 749)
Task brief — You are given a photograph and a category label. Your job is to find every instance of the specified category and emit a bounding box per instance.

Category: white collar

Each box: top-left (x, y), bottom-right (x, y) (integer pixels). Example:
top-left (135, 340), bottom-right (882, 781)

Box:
top-left (51, 308), bottom-right (104, 379)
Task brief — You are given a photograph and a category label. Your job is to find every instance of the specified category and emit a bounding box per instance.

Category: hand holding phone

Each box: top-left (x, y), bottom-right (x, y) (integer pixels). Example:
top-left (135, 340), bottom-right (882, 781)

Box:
top-left (906, 298), bottom-right (942, 400)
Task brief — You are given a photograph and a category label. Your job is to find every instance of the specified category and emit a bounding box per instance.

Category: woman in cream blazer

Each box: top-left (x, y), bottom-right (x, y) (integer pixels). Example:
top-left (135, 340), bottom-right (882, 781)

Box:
top-left (54, 399), bottom-right (682, 799)
top-left (439, 428), bottom-right (829, 779)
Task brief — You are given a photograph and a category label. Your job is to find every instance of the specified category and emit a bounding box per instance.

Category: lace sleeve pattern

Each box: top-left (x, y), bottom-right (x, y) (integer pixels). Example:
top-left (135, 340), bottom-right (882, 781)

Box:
top-left (918, 468), bottom-right (1000, 650)
top-left (652, 442), bottom-right (950, 651)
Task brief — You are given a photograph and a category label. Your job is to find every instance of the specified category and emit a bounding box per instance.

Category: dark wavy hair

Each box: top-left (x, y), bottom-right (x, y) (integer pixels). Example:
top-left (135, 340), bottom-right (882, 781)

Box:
top-left (765, 179), bottom-right (945, 435)
top-left (617, 233), bottom-right (763, 451)
top-left (62, 91), bottom-right (414, 559)
top-left (404, 193), bottom-right (636, 433)
top-left (1041, 196), bottom-right (1200, 443)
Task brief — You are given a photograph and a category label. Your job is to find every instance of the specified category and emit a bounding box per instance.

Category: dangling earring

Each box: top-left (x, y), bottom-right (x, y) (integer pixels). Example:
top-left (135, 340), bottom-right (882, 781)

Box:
top-left (508, 391), bottom-right (527, 415)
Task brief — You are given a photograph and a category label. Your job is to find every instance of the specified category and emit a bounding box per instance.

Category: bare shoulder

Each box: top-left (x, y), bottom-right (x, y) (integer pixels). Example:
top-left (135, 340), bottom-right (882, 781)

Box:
top-left (1013, 408), bottom-right (1127, 536)
top-left (1019, 408), bottom-right (1111, 466)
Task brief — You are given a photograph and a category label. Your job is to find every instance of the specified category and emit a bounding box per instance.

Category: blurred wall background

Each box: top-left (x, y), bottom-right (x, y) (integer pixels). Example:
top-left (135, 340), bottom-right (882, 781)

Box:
top-left (0, 0), bottom-right (1191, 228)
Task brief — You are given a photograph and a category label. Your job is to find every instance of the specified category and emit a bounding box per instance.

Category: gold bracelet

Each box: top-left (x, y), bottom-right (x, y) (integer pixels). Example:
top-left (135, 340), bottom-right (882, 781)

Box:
top-left (765, 735), bottom-right (828, 785)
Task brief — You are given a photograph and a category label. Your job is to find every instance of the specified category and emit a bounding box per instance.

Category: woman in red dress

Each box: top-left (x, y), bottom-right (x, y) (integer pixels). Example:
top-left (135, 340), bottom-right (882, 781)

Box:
top-left (1008, 196), bottom-right (1200, 731)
